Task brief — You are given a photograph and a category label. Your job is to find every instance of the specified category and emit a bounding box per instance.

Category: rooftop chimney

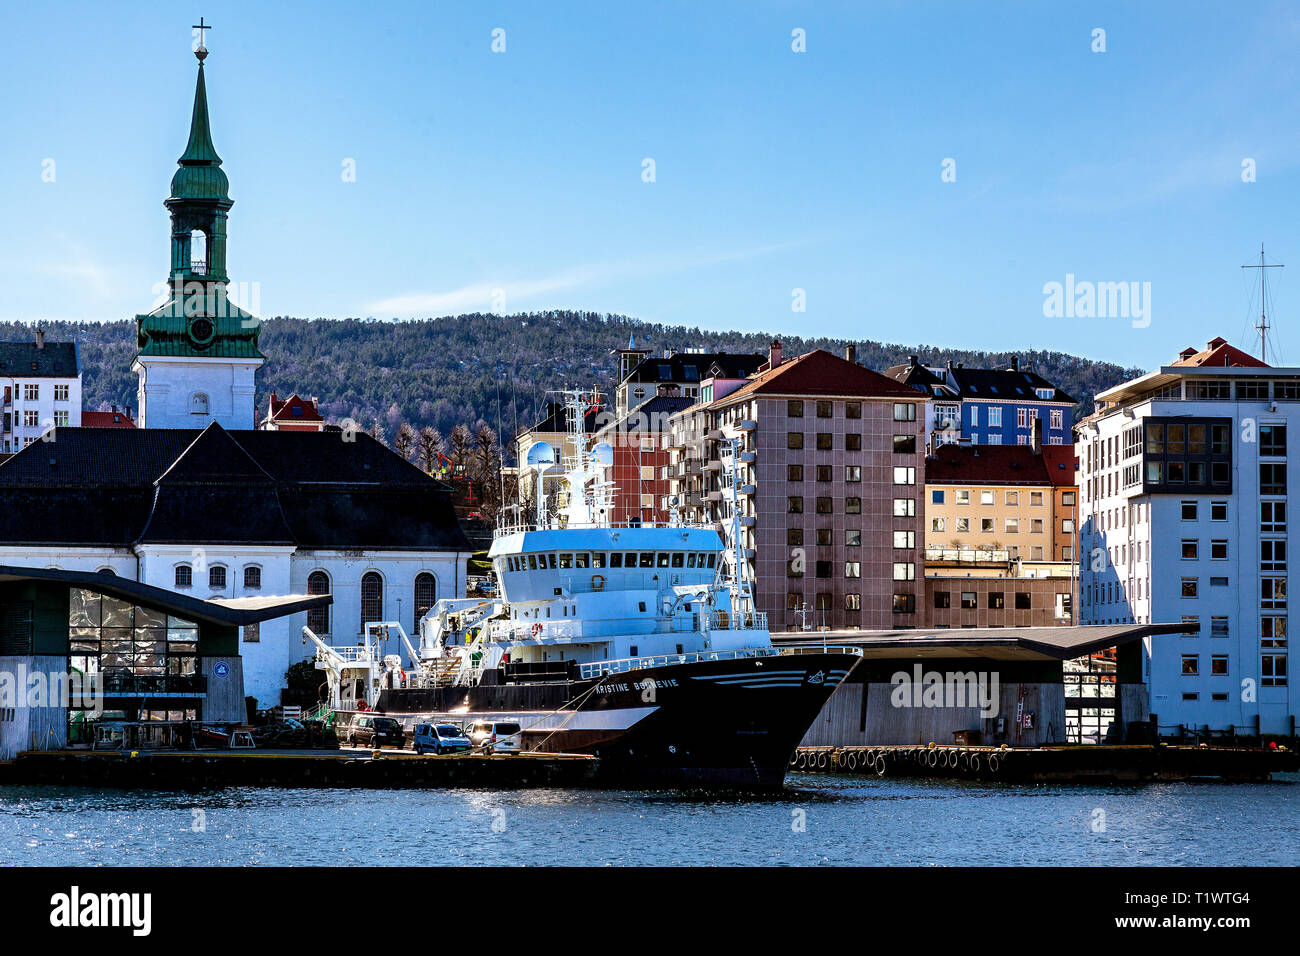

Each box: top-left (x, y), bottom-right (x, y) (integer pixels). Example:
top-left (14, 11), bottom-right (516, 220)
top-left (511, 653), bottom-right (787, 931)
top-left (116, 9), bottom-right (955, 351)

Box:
top-left (1010, 355), bottom-right (1019, 372)
top-left (909, 354), bottom-right (920, 367)
top-left (845, 344), bottom-right (857, 364)
top-left (35, 328), bottom-right (45, 351)
top-left (769, 339), bottom-right (783, 370)
top-left (1032, 417), bottom-right (1043, 455)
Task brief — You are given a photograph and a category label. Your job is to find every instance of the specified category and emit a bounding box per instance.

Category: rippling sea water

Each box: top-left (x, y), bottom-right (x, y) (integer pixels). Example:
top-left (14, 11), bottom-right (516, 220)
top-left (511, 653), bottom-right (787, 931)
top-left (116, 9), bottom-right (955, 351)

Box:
top-left (2, 773), bottom-right (1297, 866)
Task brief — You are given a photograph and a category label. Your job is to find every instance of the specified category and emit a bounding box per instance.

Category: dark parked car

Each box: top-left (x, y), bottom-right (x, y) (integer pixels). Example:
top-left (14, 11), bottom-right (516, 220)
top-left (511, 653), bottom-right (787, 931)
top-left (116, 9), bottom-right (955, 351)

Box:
top-left (346, 715), bottom-right (404, 750)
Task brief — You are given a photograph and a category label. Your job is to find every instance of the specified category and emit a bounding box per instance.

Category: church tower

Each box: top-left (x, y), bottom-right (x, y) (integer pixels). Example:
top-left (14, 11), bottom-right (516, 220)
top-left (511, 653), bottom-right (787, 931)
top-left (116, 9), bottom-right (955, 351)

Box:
top-left (132, 24), bottom-right (264, 430)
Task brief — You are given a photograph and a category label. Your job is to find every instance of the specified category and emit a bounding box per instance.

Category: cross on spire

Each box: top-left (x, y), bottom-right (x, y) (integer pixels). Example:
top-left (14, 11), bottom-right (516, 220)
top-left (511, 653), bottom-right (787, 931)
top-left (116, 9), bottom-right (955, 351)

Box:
top-left (192, 17), bottom-right (211, 61)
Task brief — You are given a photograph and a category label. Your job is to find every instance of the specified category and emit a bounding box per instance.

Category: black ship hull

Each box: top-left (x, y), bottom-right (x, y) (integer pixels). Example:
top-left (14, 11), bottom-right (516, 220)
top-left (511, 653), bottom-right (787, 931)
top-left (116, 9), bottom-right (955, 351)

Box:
top-left (373, 652), bottom-right (858, 788)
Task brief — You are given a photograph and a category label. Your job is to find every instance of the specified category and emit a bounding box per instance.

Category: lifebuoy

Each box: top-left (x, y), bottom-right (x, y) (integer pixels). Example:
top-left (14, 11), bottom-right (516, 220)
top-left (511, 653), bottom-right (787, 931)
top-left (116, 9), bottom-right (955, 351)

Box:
top-left (356, 699), bottom-right (369, 712)
top-left (531, 623), bottom-right (543, 637)
top-left (591, 574), bottom-right (605, 591)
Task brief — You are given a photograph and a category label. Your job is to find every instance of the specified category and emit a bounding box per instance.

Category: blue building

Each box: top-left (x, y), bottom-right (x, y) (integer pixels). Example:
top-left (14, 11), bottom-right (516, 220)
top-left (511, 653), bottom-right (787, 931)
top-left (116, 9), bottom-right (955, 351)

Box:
top-left (885, 356), bottom-right (1077, 450)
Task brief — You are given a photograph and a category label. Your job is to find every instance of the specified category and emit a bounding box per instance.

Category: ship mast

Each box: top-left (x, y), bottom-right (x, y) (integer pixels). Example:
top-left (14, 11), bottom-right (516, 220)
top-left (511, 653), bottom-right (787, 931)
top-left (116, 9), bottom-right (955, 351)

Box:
top-left (1242, 243), bottom-right (1284, 363)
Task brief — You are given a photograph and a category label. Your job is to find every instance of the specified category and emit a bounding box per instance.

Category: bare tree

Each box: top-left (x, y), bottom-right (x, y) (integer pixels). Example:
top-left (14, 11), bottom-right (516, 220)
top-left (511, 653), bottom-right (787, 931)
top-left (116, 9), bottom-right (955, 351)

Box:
top-left (417, 426), bottom-right (444, 475)
top-left (367, 420), bottom-right (388, 448)
top-left (394, 422), bottom-right (417, 462)
top-left (448, 424), bottom-right (471, 477)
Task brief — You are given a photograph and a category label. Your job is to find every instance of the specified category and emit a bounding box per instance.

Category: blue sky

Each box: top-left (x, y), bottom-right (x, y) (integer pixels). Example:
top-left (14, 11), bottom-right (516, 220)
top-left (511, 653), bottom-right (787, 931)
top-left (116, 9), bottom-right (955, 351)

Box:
top-left (3, 0), bottom-right (1300, 369)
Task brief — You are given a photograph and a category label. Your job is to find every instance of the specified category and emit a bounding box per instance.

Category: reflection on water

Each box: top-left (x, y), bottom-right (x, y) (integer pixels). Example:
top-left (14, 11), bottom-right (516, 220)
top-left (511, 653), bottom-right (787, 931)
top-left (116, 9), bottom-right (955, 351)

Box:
top-left (1, 773), bottom-right (1297, 866)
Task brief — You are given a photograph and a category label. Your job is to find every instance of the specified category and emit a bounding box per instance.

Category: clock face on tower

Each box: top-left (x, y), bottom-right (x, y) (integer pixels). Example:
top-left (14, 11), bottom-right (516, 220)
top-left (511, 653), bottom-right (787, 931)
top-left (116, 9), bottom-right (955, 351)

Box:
top-left (189, 317), bottom-right (215, 347)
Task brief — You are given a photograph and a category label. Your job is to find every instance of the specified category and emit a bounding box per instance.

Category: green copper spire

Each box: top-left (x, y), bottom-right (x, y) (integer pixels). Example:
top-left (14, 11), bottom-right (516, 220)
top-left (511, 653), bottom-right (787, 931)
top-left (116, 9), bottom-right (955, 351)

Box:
top-left (136, 24), bottom-right (263, 363)
top-left (178, 60), bottom-right (223, 167)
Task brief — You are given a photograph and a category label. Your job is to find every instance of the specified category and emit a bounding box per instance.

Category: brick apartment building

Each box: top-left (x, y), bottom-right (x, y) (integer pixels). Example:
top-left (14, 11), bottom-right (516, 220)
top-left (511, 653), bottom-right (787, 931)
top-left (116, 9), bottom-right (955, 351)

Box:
top-left (594, 385), bottom-right (694, 524)
top-left (668, 342), bottom-right (927, 631)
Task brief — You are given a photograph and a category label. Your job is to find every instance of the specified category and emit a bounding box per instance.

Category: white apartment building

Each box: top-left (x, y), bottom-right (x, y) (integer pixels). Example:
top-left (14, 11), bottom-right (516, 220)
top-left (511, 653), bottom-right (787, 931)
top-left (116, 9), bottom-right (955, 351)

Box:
top-left (1078, 336), bottom-right (1295, 736)
top-left (0, 331), bottom-right (82, 453)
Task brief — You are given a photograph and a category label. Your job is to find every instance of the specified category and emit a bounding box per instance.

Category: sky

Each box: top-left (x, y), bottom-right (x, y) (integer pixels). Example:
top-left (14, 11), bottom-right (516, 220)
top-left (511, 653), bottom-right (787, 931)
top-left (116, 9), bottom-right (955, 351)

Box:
top-left (3, 0), bottom-right (1300, 370)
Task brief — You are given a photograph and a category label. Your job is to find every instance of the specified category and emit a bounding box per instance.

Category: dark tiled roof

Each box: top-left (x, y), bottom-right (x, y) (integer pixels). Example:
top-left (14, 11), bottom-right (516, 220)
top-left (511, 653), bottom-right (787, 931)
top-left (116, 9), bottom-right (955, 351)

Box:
top-left (716, 349), bottom-right (922, 403)
top-left (596, 395), bottom-right (695, 437)
top-left (1040, 444), bottom-right (1079, 487)
top-left (0, 423), bottom-right (467, 551)
top-left (624, 352), bottom-right (763, 384)
top-left (925, 444), bottom-right (1052, 486)
top-left (526, 402), bottom-right (604, 435)
top-left (883, 363), bottom-right (958, 398)
top-left (949, 367), bottom-right (1077, 405)
top-left (0, 341), bottom-right (78, 378)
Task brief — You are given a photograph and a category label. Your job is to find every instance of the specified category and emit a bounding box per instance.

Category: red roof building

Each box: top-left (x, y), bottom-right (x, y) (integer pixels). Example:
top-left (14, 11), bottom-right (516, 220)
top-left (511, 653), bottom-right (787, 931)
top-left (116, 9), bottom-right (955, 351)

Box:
top-left (82, 406), bottom-right (136, 428)
top-left (260, 392), bottom-right (326, 432)
top-left (1171, 336), bottom-right (1270, 369)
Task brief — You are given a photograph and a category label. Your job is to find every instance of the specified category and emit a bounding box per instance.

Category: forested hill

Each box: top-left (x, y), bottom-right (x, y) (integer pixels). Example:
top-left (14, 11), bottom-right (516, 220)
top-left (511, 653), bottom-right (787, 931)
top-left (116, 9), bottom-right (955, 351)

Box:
top-left (0, 313), bottom-right (1141, 456)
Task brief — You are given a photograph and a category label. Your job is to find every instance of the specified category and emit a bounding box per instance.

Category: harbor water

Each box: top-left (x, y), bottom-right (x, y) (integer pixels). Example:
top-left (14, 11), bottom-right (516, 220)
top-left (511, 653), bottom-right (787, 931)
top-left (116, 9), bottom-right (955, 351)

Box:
top-left (2, 773), bottom-right (1298, 866)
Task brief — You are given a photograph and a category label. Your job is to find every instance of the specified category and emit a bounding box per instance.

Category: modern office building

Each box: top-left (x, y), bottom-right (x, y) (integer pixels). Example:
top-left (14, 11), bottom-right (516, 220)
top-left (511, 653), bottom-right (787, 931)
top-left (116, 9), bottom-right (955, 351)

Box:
top-left (1078, 335), bottom-right (1296, 735)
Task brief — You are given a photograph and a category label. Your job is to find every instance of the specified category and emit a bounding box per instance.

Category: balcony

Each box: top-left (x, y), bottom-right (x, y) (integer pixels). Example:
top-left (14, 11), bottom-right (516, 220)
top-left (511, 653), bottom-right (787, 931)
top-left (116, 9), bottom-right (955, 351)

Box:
top-left (738, 420), bottom-right (757, 431)
top-left (740, 515), bottom-right (756, 527)
top-left (741, 483), bottom-right (756, 495)
top-left (706, 429), bottom-right (724, 441)
top-left (707, 490), bottom-right (723, 502)
top-left (740, 451), bottom-right (756, 463)
top-left (704, 460), bottom-right (723, 472)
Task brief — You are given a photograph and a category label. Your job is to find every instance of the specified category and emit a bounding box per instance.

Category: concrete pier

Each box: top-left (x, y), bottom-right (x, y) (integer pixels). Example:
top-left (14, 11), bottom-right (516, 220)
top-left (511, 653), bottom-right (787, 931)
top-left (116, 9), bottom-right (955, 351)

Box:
top-left (0, 749), bottom-right (599, 789)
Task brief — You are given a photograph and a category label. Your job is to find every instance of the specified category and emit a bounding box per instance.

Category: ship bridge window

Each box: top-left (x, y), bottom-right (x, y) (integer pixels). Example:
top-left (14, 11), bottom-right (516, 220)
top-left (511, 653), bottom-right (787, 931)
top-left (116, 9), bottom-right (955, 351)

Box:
top-left (592, 553), bottom-right (607, 568)
top-left (610, 553), bottom-right (624, 568)
top-left (687, 553), bottom-right (697, 568)
top-left (707, 554), bottom-right (717, 568)
top-left (638, 553), bottom-right (654, 569)
top-left (575, 553), bottom-right (590, 569)
top-left (657, 553), bottom-right (671, 568)
top-left (559, 554), bottom-right (573, 569)
top-left (547, 554), bottom-right (558, 569)
top-left (671, 553), bottom-right (685, 568)
top-left (527, 555), bottom-right (538, 570)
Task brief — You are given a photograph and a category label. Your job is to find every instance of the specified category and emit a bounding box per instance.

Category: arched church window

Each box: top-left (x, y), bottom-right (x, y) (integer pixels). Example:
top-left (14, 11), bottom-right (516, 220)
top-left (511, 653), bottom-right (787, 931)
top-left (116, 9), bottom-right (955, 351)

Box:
top-left (360, 572), bottom-right (383, 629)
top-left (191, 393), bottom-right (210, 416)
top-left (190, 229), bottom-right (207, 275)
top-left (414, 572), bottom-right (437, 630)
top-left (307, 571), bottom-right (330, 635)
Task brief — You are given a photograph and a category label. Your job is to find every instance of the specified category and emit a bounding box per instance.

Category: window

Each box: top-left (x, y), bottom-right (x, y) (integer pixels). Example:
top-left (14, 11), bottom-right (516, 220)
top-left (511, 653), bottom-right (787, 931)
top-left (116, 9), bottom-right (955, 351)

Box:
top-left (960, 592), bottom-right (977, 609)
top-left (23, 410), bottom-right (38, 427)
top-left (1261, 616), bottom-right (1286, 647)
top-left (787, 592), bottom-right (803, 610)
top-left (815, 561), bottom-right (832, 578)
top-left (208, 566), bottom-right (226, 589)
top-left (1210, 655), bottom-right (1229, 676)
top-left (845, 466), bottom-right (861, 482)
top-left (414, 572), bottom-right (437, 628)
top-left (54, 384), bottom-right (69, 401)
top-left (1060, 518), bottom-right (1074, 534)
top-left (361, 571), bottom-right (383, 626)
top-left (787, 559), bottom-right (803, 578)
top-left (1262, 540), bottom-right (1287, 572)
top-left (174, 565), bottom-right (192, 588)
top-left (816, 465), bottom-right (832, 482)
top-left (1006, 491), bottom-right (1019, 506)
top-left (1181, 540), bottom-right (1198, 560)
top-left (1262, 501), bottom-right (1286, 533)
top-left (845, 593), bottom-right (861, 611)
top-left (1015, 592), bottom-right (1031, 610)
top-left (1005, 518), bottom-right (1019, 534)
top-left (787, 496), bottom-right (804, 514)
top-left (988, 406), bottom-right (1002, 427)
top-left (847, 528), bottom-right (863, 548)
top-left (956, 517), bottom-right (970, 533)
top-left (893, 593), bottom-right (916, 614)
top-left (893, 435), bottom-right (916, 454)
top-left (893, 563), bottom-right (915, 581)
top-left (955, 490), bottom-right (970, 505)
top-left (988, 592), bottom-right (1005, 609)
top-left (787, 400), bottom-right (804, 417)
top-left (845, 562), bottom-right (861, 579)
top-left (191, 392), bottom-right (210, 416)
top-left (893, 467), bottom-right (915, 486)
top-left (893, 498), bottom-right (914, 517)
top-left (931, 517), bottom-right (946, 532)
top-left (893, 530), bottom-right (915, 549)
top-left (787, 528), bottom-right (803, 546)
top-left (816, 433), bottom-right (833, 450)
top-left (1261, 463), bottom-right (1287, 495)
top-left (1050, 409), bottom-right (1063, 430)
top-left (816, 528), bottom-right (832, 546)
top-left (1211, 540), bottom-right (1228, 560)
top-left (1262, 654), bottom-right (1288, 686)
top-left (1261, 424), bottom-right (1287, 457)
top-left (846, 402), bottom-right (862, 419)
top-left (1181, 655), bottom-right (1199, 676)
top-left (1181, 578), bottom-right (1198, 598)
top-left (307, 571), bottom-right (330, 634)
top-left (1181, 501), bottom-right (1198, 521)
top-left (787, 432), bottom-right (804, 449)
top-left (1211, 617), bottom-right (1230, 639)
top-left (845, 497), bottom-right (861, 514)
top-left (980, 518), bottom-right (994, 533)
top-left (845, 434), bottom-right (861, 451)
top-left (816, 401), bottom-right (833, 418)
top-left (1211, 501), bottom-right (1228, 521)
top-left (1181, 616), bottom-right (1200, 637)
top-left (54, 410), bottom-right (68, 427)
top-left (1262, 577), bottom-right (1287, 610)
top-left (893, 403), bottom-right (916, 422)
top-left (1062, 491), bottom-right (1076, 507)
top-left (932, 489), bottom-right (945, 505)
top-left (243, 566), bottom-right (261, 590)
top-left (933, 590), bottom-right (952, 609)
top-left (788, 464), bottom-right (803, 481)
top-left (816, 496), bottom-right (832, 514)
top-left (23, 384), bottom-right (38, 401)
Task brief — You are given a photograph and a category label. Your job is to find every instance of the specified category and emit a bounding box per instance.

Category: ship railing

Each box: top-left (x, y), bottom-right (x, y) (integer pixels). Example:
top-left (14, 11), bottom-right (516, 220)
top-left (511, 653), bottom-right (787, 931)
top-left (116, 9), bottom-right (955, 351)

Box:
top-left (579, 646), bottom-right (778, 680)
top-left (773, 644), bottom-right (864, 658)
top-left (493, 517), bottom-right (716, 537)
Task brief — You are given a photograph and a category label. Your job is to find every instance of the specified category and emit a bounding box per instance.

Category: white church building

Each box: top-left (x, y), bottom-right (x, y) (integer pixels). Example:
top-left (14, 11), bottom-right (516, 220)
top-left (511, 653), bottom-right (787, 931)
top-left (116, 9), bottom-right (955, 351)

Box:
top-left (0, 40), bottom-right (470, 710)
